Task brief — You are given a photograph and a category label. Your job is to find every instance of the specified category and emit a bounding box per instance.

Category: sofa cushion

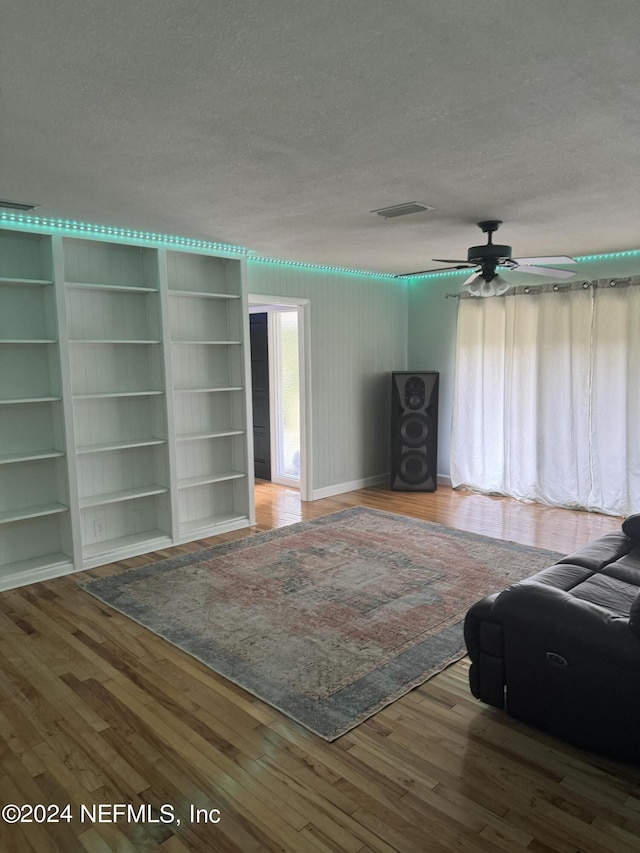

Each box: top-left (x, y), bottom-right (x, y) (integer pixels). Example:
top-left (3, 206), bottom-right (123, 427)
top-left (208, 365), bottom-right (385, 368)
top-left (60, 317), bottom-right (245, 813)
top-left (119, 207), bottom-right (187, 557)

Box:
top-left (521, 563), bottom-right (593, 590)
top-left (622, 513), bottom-right (640, 542)
top-left (557, 530), bottom-right (632, 572)
top-left (569, 574), bottom-right (638, 616)
top-left (601, 550), bottom-right (640, 585)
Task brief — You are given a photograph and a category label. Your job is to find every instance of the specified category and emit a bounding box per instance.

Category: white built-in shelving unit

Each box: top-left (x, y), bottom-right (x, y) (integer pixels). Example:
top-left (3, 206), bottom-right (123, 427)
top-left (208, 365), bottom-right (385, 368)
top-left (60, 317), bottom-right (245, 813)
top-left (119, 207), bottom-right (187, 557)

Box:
top-left (0, 227), bottom-right (254, 588)
top-left (63, 239), bottom-right (173, 568)
top-left (167, 251), bottom-right (250, 540)
top-left (0, 231), bottom-right (74, 588)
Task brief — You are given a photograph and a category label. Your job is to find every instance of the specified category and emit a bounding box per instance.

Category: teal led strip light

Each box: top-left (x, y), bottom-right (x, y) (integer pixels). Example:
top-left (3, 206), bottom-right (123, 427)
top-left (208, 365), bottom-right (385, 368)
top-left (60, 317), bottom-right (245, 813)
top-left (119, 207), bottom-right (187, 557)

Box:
top-left (575, 250), bottom-right (640, 261)
top-left (0, 210), bottom-right (248, 255)
top-left (5, 209), bottom-right (638, 275)
top-left (248, 255), bottom-right (398, 279)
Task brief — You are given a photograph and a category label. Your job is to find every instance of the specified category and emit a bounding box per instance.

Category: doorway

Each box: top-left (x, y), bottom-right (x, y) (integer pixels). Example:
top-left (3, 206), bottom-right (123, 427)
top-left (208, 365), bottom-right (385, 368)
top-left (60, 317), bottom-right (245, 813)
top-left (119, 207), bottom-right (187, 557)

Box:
top-left (247, 295), bottom-right (311, 501)
top-left (249, 312), bottom-right (271, 481)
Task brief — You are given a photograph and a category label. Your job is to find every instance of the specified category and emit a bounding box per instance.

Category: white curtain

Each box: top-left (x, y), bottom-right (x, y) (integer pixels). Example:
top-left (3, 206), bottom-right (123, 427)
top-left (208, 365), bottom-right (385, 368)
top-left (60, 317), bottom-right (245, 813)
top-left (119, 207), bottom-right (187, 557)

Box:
top-left (450, 283), bottom-right (640, 516)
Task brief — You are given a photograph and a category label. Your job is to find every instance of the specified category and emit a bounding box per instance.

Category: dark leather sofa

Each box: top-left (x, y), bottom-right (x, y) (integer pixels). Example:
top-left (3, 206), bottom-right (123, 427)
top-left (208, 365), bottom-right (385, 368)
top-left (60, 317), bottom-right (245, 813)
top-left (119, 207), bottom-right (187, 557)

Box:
top-left (464, 514), bottom-right (640, 761)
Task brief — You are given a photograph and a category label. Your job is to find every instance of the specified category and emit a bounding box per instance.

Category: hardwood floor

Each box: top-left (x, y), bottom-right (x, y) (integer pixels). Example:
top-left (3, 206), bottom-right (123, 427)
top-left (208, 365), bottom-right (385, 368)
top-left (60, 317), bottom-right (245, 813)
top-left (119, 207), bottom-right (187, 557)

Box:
top-left (1, 483), bottom-right (638, 852)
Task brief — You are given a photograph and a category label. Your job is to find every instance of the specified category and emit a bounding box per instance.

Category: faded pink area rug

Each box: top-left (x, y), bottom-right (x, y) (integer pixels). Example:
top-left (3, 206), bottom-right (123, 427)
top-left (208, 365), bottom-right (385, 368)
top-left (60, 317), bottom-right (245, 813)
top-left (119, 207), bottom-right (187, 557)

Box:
top-left (82, 507), bottom-right (561, 739)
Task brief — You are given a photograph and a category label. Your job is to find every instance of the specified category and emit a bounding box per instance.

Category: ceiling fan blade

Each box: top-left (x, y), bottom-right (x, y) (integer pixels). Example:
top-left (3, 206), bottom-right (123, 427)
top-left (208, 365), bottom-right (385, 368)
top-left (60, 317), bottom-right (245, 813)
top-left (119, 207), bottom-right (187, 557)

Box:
top-left (463, 271), bottom-right (482, 286)
top-left (393, 269), bottom-right (439, 278)
top-left (515, 264), bottom-right (576, 279)
top-left (432, 258), bottom-right (471, 264)
top-left (394, 264), bottom-right (470, 278)
top-left (513, 255), bottom-right (576, 265)
top-left (430, 264), bottom-right (472, 271)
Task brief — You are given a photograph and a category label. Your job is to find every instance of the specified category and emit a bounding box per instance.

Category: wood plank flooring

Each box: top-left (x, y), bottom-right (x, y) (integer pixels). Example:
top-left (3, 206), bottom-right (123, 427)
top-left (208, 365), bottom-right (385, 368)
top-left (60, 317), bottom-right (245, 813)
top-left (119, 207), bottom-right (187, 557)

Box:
top-left (1, 483), bottom-right (639, 852)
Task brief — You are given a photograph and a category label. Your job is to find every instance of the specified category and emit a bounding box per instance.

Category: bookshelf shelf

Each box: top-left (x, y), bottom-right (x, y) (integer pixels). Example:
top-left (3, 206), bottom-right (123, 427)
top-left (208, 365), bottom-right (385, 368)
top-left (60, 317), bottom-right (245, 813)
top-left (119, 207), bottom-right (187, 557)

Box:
top-left (0, 276), bottom-right (52, 287)
top-left (0, 501), bottom-right (68, 525)
top-left (0, 449), bottom-right (65, 465)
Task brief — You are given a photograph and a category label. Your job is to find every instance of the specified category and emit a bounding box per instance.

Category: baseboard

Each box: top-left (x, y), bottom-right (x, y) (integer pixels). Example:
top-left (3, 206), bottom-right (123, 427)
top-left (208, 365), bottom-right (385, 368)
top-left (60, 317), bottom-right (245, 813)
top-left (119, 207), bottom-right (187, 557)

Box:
top-left (310, 473), bottom-right (452, 501)
top-left (0, 559), bottom-right (75, 593)
top-left (310, 474), bottom-right (389, 501)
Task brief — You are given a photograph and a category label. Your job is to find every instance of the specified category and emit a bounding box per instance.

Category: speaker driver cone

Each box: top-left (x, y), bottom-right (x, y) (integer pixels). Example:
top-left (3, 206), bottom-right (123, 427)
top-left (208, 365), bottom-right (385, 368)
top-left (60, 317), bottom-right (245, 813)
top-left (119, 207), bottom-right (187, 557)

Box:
top-left (398, 451), bottom-right (430, 484)
top-left (399, 414), bottom-right (429, 447)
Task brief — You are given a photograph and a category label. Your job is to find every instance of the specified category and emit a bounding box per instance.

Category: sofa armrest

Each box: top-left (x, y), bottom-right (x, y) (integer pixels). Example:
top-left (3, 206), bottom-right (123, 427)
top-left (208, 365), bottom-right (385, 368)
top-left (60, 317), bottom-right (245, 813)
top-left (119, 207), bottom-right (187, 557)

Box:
top-left (464, 592), bottom-right (505, 708)
top-left (465, 578), bottom-right (640, 713)
top-left (492, 580), bottom-right (640, 668)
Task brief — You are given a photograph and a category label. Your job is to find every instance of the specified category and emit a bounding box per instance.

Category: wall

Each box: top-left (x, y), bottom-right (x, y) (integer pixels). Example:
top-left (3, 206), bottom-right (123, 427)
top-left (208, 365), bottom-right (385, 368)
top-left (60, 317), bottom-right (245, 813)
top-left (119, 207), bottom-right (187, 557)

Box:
top-left (407, 255), bottom-right (640, 481)
top-left (407, 274), bottom-right (458, 482)
top-left (246, 261), bottom-right (408, 497)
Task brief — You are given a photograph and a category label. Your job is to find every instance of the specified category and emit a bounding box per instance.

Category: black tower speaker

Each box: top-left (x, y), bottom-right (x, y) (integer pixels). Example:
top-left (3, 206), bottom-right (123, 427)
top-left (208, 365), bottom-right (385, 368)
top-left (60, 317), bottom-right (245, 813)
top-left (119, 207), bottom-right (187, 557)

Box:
top-left (390, 371), bottom-right (439, 491)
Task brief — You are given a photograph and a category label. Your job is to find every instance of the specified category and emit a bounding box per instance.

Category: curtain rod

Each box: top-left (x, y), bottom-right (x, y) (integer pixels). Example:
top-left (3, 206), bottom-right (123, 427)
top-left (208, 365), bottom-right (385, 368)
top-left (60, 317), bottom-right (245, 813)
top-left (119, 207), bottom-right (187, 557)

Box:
top-left (445, 276), bottom-right (640, 299)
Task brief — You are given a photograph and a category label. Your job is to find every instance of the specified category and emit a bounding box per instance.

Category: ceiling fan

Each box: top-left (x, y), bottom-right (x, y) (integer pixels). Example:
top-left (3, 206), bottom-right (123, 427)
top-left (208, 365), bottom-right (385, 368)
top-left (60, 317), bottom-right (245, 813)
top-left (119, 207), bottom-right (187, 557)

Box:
top-left (396, 220), bottom-right (577, 296)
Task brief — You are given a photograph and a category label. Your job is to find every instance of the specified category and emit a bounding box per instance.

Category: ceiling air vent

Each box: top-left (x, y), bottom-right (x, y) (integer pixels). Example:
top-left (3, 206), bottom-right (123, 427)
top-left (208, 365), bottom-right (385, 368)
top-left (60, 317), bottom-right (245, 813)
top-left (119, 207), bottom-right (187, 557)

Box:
top-left (371, 202), bottom-right (434, 219)
top-left (0, 199), bottom-right (41, 211)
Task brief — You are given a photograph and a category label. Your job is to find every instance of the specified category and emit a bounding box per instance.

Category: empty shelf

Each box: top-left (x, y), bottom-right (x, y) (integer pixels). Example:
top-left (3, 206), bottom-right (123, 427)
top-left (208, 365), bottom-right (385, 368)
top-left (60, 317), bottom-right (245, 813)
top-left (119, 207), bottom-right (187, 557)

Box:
top-left (0, 449), bottom-right (65, 465)
top-left (76, 438), bottom-right (166, 454)
top-left (0, 502), bottom-right (68, 525)
top-left (79, 485), bottom-right (169, 509)
top-left (177, 472), bottom-right (246, 489)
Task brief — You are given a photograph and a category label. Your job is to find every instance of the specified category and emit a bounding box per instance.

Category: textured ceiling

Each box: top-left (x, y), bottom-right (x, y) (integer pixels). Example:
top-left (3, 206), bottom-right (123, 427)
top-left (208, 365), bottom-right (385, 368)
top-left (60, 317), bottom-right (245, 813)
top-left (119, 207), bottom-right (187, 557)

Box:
top-left (3, 0), bottom-right (640, 274)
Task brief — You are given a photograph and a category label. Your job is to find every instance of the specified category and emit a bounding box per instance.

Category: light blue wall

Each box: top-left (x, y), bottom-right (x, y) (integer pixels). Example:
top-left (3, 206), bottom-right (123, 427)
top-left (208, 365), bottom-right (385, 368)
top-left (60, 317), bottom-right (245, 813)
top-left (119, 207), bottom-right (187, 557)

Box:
top-left (408, 256), bottom-right (640, 479)
top-left (246, 261), bottom-right (408, 495)
top-left (407, 274), bottom-right (458, 480)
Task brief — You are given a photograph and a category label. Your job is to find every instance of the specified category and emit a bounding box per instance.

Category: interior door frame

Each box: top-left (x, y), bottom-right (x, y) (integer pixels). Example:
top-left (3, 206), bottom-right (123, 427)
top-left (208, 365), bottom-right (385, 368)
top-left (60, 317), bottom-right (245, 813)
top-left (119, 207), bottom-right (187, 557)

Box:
top-left (247, 294), bottom-right (312, 501)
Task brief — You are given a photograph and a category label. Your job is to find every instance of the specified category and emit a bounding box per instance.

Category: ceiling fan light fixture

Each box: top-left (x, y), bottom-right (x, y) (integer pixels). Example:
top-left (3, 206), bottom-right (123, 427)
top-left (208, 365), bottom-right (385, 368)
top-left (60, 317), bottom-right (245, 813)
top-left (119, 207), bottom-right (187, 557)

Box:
top-left (493, 274), bottom-right (510, 296)
top-left (467, 272), bottom-right (510, 297)
top-left (479, 278), bottom-right (496, 298)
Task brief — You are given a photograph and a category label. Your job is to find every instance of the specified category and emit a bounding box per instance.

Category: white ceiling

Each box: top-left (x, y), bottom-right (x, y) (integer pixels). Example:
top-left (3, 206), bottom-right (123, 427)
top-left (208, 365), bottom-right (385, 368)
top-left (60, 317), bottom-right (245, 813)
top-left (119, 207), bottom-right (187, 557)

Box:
top-left (3, 1), bottom-right (640, 275)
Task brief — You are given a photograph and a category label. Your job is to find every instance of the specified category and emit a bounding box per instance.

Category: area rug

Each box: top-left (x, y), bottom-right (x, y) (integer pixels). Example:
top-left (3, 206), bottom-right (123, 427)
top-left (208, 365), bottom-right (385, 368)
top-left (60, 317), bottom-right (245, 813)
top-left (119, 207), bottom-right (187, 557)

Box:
top-left (81, 507), bottom-right (562, 740)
